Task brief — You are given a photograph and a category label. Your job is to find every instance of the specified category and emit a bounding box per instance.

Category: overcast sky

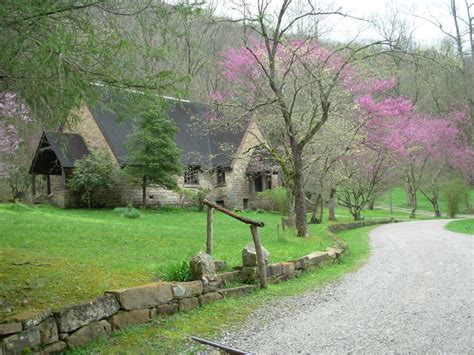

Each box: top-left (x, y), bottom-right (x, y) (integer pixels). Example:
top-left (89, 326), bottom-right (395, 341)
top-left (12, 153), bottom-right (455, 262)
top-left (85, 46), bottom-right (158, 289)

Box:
top-left (212, 0), bottom-right (460, 46)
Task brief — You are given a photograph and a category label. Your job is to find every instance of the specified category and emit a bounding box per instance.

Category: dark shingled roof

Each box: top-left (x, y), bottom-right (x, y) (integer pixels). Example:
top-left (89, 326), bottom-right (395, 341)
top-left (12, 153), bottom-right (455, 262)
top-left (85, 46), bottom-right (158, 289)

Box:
top-left (88, 98), bottom-right (245, 168)
top-left (30, 132), bottom-right (89, 174)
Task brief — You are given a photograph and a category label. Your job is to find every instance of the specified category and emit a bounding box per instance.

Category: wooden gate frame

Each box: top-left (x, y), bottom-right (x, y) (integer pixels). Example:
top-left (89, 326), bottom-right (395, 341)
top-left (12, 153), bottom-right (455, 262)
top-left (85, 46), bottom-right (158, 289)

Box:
top-left (203, 200), bottom-right (267, 288)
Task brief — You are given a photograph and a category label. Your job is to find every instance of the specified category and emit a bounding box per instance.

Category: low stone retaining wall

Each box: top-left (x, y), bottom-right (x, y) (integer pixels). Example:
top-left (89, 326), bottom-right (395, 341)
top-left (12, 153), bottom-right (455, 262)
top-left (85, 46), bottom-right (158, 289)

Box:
top-left (0, 243), bottom-right (351, 353)
top-left (0, 245), bottom-right (345, 354)
top-left (327, 218), bottom-right (398, 233)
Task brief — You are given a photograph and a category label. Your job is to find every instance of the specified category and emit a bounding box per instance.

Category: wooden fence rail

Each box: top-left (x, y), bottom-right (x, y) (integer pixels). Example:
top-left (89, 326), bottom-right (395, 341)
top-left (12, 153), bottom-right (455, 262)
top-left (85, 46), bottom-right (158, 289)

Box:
top-left (202, 200), bottom-right (267, 288)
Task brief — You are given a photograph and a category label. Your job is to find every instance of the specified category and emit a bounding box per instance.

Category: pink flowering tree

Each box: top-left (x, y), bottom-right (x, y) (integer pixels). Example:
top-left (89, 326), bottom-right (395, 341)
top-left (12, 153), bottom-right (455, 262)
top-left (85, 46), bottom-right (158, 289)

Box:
top-left (358, 90), bottom-right (473, 217)
top-left (212, 30), bottom-right (389, 236)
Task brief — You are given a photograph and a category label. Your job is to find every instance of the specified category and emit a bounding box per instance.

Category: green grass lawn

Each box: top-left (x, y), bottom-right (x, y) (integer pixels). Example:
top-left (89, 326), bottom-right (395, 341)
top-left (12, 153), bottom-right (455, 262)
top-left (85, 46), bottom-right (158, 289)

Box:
top-left (377, 186), bottom-right (474, 215)
top-left (70, 225), bottom-right (374, 354)
top-left (0, 203), bottom-right (405, 318)
top-left (444, 219), bottom-right (474, 235)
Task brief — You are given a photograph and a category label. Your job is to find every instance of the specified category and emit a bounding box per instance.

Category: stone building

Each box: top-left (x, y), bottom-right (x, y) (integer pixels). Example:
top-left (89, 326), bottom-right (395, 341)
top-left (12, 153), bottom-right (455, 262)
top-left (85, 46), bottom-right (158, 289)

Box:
top-left (29, 97), bottom-right (279, 209)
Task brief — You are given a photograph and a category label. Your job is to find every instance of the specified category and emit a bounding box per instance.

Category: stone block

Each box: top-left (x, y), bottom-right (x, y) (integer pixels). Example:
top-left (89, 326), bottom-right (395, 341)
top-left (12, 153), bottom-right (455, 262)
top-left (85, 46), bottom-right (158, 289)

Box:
top-left (199, 292), bottom-right (223, 306)
top-left (202, 275), bottom-right (219, 293)
top-left (66, 320), bottom-right (111, 348)
top-left (39, 318), bottom-right (58, 345)
top-left (306, 251), bottom-right (331, 266)
top-left (326, 247), bottom-right (343, 259)
top-left (267, 263), bottom-right (283, 278)
top-left (7, 309), bottom-right (51, 330)
top-left (291, 256), bottom-right (309, 270)
top-left (281, 262), bottom-right (295, 276)
top-left (41, 340), bottom-right (67, 354)
top-left (189, 252), bottom-right (216, 280)
top-left (149, 308), bottom-right (157, 319)
top-left (239, 267), bottom-right (258, 283)
top-left (54, 294), bottom-right (119, 333)
top-left (214, 260), bottom-right (227, 272)
top-left (107, 309), bottom-right (150, 331)
top-left (219, 285), bottom-right (256, 298)
top-left (3, 327), bottom-right (40, 354)
top-left (178, 297), bottom-right (200, 312)
top-left (172, 281), bottom-right (203, 299)
top-left (242, 242), bottom-right (269, 267)
top-left (156, 303), bottom-right (178, 316)
top-left (0, 322), bottom-right (22, 336)
top-left (216, 271), bottom-right (241, 287)
top-left (106, 282), bottom-right (173, 311)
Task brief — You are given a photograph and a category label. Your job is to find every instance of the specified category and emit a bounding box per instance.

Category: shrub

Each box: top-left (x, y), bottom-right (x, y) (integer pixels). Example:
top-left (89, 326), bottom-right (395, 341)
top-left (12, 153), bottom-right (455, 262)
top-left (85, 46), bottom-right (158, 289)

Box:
top-left (1, 202), bottom-right (33, 212)
top-left (256, 187), bottom-right (288, 214)
top-left (443, 180), bottom-right (469, 218)
top-left (114, 204), bottom-right (141, 219)
top-left (157, 260), bottom-right (193, 282)
top-left (254, 208), bottom-right (265, 214)
top-left (69, 152), bottom-right (115, 208)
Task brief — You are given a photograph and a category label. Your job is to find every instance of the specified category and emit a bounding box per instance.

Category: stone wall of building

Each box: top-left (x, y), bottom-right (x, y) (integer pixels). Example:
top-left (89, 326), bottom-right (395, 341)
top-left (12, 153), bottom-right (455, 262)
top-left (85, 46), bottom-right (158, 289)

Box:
top-left (67, 106), bottom-right (119, 166)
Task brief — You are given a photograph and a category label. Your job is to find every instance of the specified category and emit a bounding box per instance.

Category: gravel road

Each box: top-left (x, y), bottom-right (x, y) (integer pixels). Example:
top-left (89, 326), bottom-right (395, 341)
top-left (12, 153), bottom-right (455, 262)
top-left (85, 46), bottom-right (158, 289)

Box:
top-left (220, 219), bottom-right (474, 354)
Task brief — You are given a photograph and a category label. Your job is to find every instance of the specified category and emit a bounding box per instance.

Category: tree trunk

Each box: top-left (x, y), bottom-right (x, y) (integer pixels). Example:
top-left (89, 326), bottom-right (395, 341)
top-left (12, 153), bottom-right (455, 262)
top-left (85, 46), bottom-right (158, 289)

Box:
top-left (368, 198), bottom-right (375, 210)
top-left (432, 196), bottom-right (441, 217)
top-left (328, 188), bottom-right (336, 221)
top-left (309, 194), bottom-right (322, 224)
top-left (353, 209), bottom-right (362, 221)
top-left (291, 144), bottom-right (308, 237)
top-left (142, 176), bottom-right (147, 208)
top-left (318, 194), bottom-right (324, 223)
top-left (410, 193), bottom-right (417, 219)
top-left (405, 181), bottom-right (413, 208)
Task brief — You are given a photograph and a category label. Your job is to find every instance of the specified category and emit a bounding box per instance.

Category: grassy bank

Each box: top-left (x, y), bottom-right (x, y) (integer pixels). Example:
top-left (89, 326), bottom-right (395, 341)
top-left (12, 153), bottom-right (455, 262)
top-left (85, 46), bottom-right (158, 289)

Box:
top-left (378, 186), bottom-right (474, 214)
top-left (444, 219), bottom-right (474, 235)
top-left (70, 225), bottom-right (374, 354)
top-left (0, 203), bottom-right (407, 317)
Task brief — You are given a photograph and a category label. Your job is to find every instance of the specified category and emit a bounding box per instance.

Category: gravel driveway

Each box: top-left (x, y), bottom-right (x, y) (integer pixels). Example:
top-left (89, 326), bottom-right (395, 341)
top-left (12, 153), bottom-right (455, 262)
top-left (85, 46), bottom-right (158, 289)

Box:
top-left (220, 219), bottom-right (474, 354)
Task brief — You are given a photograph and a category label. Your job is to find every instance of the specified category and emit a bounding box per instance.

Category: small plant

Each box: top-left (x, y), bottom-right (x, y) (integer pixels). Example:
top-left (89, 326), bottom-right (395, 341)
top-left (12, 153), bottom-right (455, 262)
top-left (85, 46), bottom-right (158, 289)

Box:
top-left (443, 180), bottom-right (469, 218)
top-left (69, 152), bottom-right (115, 208)
top-left (256, 187), bottom-right (288, 214)
top-left (114, 204), bottom-right (141, 219)
top-left (156, 260), bottom-right (193, 282)
top-left (254, 208), bottom-right (265, 214)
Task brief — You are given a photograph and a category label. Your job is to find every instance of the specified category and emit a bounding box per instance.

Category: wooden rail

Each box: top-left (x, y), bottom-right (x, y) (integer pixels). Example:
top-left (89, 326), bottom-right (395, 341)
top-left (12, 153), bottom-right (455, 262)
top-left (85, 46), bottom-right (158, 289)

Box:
top-left (203, 200), bottom-right (264, 227)
top-left (202, 200), bottom-right (267, 288)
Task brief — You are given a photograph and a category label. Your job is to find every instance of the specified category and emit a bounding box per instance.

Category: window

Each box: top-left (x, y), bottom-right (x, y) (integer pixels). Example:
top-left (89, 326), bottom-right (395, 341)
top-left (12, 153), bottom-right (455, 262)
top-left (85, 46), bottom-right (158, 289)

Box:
top-left (254, 173), bottom-right (263, 192)
top-left (266, 174), bottom-right (272, 190)
top-left (253, 172), bottom-right (271, 192)
top-left (184, 165), bottom-right (199, 185)
top-left (216, 167), bottom-right (226, 185)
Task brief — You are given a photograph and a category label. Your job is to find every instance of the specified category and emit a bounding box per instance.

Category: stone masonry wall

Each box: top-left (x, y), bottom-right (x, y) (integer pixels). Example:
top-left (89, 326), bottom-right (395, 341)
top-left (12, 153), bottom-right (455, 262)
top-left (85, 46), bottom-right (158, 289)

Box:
top-left (67, 106), bottom-right (119, 167)
top-left (0, 243), bottom-right (347, 354)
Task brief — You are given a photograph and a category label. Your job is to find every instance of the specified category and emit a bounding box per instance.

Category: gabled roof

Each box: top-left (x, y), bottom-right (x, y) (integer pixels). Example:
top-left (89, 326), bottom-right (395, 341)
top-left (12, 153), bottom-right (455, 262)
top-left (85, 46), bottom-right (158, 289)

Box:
top-left (88, 98), bottom-right (246, 169)
top-left (30, 132), bottom-right (89, 174)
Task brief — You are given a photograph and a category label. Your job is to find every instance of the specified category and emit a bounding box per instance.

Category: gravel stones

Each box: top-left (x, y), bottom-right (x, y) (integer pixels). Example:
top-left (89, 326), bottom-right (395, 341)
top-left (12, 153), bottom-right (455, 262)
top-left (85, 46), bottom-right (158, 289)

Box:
top-left (219, 220), bottom-right (474, 353)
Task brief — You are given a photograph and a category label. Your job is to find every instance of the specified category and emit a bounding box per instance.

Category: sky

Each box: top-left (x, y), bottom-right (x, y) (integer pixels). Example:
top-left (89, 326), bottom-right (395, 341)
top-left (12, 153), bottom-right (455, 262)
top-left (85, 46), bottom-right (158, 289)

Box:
top-left (212, 0), bottom-right (460, 46)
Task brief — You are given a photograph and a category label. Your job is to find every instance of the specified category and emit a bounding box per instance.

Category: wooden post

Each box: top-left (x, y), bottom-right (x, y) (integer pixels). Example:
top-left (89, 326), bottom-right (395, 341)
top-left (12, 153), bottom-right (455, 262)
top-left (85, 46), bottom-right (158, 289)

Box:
top-left (46, 175), bottom-right (51, 195)
top-left (207, 206), bottom-right (213, 255)
top-left (250, 225), bottom-right (267, 289)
